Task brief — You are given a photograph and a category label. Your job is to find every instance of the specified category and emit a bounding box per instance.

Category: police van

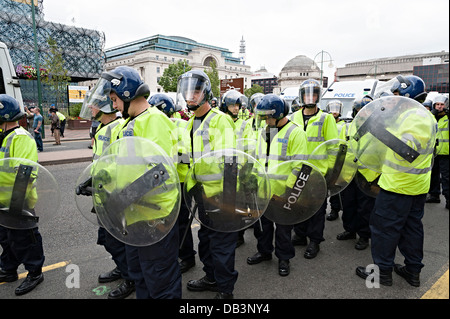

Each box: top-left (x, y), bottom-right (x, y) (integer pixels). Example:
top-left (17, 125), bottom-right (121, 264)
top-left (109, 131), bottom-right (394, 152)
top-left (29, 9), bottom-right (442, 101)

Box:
top-left (0, 41), bottom-right (23, 103)
top-left (280, 86), bottom-right (300, 114)
top-left (319, 79), bottom-right (378, 119)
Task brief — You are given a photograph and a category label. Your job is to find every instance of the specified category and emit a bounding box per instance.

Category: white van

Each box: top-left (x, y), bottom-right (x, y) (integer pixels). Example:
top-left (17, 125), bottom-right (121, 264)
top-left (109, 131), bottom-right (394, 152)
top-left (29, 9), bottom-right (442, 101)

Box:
top-left (280, 86), bottom-right (300, 114)
top-left (0, 42), bottom-right (23, 104)
top-left (320, 79), bottom-right (378, 119)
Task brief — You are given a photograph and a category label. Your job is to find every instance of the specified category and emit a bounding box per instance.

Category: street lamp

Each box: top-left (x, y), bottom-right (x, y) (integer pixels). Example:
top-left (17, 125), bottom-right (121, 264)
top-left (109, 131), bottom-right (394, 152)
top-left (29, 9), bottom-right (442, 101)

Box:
top-left (30, 0), bottom-right (45, 138)
top-left (366, 65), bottom-right (385, 79)
top-left (312, 50), bottom-right (334, 86)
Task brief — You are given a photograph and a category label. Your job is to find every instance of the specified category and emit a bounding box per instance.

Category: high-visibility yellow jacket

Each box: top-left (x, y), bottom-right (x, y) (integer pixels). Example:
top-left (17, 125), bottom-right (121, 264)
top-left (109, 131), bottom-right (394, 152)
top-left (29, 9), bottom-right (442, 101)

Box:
top-left (0, 127), bottom-right (38, 209)
top-left (290, 109), bottom-right (339, 175)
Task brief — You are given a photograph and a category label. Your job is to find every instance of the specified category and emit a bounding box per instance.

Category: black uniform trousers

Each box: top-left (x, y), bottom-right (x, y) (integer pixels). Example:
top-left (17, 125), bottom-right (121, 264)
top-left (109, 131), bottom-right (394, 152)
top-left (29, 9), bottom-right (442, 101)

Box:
top-left (178, 183), bottom-right (196, 262)
top-left (429, 155), bottom-right (449, 203)
top-left (370, 189), bottom-right (426, 273)
top-left (125, 221), bottom-right (181, 299)
top-left (293, 199), bottom-right (327, 244)
top-left (340, 180), bottom-right (374, 239)
top-left (198, 225), bottom-right (238, 294)
top-left (97, 227), bottom-right (131, 281)
top-left (253, 215), bottom-right (295, 260)
top-left (0, 226), bottom-right (45, 275)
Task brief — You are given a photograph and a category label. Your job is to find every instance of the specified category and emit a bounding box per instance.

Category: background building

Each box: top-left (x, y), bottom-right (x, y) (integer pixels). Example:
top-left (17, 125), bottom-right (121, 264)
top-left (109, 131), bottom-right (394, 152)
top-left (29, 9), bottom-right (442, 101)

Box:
top-left (103, 34), bottom-right (252, 94)
top-left (274, 55), bottom-right (324, 94)
top-left (251, 67), bottom-right (278, 94)
top-left (335, 51), bottom-right (449, 88)
top-left (0, 0), bottom-right (105, 106)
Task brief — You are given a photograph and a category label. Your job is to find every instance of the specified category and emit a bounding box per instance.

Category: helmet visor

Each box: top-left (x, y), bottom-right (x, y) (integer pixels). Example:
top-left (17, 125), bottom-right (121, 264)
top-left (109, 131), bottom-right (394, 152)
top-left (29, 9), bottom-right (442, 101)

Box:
top-left (79, 78), bottom-right (113, 120)
top-left (300, 84), bottom-right (321, 105)
top-left (176, 75), bottom-right (209, 108)
top-left (326, 101), bottom-right (342, 114)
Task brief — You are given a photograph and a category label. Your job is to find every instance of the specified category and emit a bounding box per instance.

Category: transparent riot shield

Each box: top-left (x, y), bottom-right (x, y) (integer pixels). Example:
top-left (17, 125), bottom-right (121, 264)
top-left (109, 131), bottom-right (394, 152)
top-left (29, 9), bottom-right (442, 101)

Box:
top-left (354, 170), bottom-right (381, 198)
top-left (236, 138), bottom-right (257, 159)
top-left (183, 149), bottom-right (270, 232)
top-left (0, 158), bottom-right (60, 229)
top-left (263, 160), bottom-right (327, 225)
top-left (349, 96), bottom-right (437, 174)
top-left (309, 139), bottom-right (358, 197)
top-left (92, 137), bottom-right (181, 247)
top-left (74, 162), bottom-right (100, 226)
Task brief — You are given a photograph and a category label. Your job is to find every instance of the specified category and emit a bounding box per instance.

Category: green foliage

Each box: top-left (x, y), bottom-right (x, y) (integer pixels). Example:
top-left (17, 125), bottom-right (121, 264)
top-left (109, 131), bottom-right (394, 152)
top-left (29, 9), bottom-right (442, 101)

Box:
top-left (244, 84), bottom-right (264, 98)
top-left (204, 60), bottom-right (220, 98)
top-left (41, 37), bottom-right (71, 108)
top-left (158, 60), bottom-right (192, 92)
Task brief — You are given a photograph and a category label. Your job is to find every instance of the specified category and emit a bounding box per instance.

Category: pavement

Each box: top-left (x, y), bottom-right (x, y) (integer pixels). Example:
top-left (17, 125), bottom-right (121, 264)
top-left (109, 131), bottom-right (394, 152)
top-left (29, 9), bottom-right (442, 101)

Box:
top-left (38, 125), bottom-right (93, 166)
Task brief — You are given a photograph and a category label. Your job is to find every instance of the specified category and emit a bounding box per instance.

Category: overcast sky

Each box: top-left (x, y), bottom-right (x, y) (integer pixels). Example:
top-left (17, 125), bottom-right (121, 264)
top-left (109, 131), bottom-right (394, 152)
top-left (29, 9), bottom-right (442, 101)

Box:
top-left (41, 0), bottom-right (449, 81)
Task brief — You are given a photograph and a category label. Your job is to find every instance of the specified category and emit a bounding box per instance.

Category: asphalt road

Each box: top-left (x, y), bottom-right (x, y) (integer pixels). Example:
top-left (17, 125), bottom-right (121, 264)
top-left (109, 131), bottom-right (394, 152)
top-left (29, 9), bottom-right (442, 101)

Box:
top-left (0, 162), bottom-right (448, 303)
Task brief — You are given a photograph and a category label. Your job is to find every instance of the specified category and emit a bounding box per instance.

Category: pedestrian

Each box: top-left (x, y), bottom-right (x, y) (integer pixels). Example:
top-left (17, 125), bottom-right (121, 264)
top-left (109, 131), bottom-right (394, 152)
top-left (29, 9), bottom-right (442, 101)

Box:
top-left (246, 94), bottom-right (308, 276)
top-left (49, 108), bottom-right (61, 145)
top-left (177, 70), bottom-right (238, 299)
top-left (356, 75), bottom-right (435, 287)
top-left (0, 94), bottom-right (45, 296)
top-left (29, 106), bottom-right (44, 152)
top-left (290, 79), bottom-right (339, 259)
top-left (96, 66), bottom-right (181, 299)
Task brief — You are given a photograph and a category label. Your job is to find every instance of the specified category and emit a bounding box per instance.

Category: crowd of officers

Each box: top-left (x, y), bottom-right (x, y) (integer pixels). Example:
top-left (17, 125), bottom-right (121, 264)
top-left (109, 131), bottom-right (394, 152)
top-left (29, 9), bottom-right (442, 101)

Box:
top-left (0, 65), bottom-right (448, 299)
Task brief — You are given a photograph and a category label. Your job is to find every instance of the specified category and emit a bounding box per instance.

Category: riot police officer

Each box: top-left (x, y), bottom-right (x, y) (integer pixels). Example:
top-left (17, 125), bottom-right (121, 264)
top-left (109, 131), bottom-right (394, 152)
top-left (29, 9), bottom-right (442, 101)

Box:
top-left (324, 99), bottom-right (345, 221)
top-left (177, 70), bottom-right (237, 299)
top-left (91, 66), bottom-right (181, 298)
top-left (356, 75), bottom-right (435, 287)
top-left (149, 93), bottom-right (197, 273)
top-left (426, 94), bottom-right (449, 209)
top-left (290, 79), bottom-right (339, 259)
top-left (336, 96), bottom-right (378, 250)
top-left (0, 94), bottom-right (45, 296)
top-left (246, 94), bottom-right (308, 276)
top-left (77, 91), bottom-right (132, 299)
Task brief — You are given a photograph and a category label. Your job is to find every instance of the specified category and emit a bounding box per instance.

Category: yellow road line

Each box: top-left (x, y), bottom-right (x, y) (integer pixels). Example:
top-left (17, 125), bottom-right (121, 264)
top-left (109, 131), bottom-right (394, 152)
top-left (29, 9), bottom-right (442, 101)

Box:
top-left (0, 260), bottom-right (71, 285)
top-left (421, 269), bottom-right (449, 299)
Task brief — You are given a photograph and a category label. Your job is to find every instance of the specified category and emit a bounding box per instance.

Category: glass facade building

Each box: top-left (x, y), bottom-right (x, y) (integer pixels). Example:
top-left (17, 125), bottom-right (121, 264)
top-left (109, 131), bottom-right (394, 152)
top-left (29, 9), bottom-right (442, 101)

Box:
top-left (105, 35), bottom-right (242, 65)
top-left (0, 0), bottom-right (105, 81)
top-left (414, 64), bottom-right (449, 93)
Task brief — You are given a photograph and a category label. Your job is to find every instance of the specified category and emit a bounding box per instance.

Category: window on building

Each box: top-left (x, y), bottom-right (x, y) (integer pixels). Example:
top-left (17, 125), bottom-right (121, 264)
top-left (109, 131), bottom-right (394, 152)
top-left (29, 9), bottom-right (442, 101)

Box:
top-left (157, 67), bottom-right (160, 73)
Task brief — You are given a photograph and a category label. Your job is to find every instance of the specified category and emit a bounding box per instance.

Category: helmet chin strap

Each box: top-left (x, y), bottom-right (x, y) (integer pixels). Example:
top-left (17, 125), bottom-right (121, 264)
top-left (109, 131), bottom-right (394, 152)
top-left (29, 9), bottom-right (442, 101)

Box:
top-left (122, 101), bottom-right (131, 119)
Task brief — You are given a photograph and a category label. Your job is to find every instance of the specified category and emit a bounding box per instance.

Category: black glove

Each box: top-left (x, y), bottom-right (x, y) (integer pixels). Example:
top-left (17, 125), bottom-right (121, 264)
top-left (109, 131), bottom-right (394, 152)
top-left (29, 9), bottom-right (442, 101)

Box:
top-left (76, 176), bottom-right (93, 196)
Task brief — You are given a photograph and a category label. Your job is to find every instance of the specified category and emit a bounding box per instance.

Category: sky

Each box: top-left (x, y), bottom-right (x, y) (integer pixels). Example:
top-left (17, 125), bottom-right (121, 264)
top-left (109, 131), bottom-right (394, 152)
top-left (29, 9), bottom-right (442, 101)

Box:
top-left (41, 0), bottom-right (449, 82)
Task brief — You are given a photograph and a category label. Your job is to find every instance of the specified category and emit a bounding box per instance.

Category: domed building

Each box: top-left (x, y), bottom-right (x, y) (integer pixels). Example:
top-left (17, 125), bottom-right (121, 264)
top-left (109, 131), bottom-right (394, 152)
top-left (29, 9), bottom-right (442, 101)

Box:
top-left (276, 55), bottom-right (322, 93)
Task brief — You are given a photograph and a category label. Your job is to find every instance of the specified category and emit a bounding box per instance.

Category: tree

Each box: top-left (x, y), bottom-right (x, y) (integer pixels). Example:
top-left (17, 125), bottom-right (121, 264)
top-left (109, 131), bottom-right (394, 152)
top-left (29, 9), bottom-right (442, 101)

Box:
top-left (204, 60), bottom-right (220, 98)
top-left (244, 84), bottom-right (264, 98)
top-left (41, 37), bottom-right (71, 108)
top-left (158, 59), bottom-right (191, 92)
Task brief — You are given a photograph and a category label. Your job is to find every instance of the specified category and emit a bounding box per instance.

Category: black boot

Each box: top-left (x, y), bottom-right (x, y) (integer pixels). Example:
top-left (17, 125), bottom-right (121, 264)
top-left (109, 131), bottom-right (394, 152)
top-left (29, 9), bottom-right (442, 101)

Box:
top-left (108, 280), bottom-right (135, 299)
top-left (187, 276), bottom-right (218, 292)
top-left (336, 231), bottom-right (356, 240)
top-left (304, 242), bottom-right (320, 259)
top-left (356, 266), bottom-right (392, 286)
top-left (214, 292), bottom-right (234, 299)
top-left (247, 252), bottom-right (272, 265)
top-left (394, 264), bottom-right (420, 287)
top-left (278, 259), bottom-right (290, 276)
top-left (0, 269), bottom-right (18, 283)
top-left (355, 237), bottom-right (369, 250)
top-left (98, 267), bottom-right (122, 283)
top-left (15, 273), bottom-right (44, 296)
top-left (326, 209), bottom-right (339, 221)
